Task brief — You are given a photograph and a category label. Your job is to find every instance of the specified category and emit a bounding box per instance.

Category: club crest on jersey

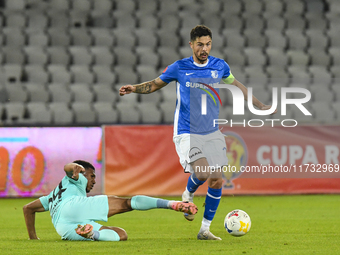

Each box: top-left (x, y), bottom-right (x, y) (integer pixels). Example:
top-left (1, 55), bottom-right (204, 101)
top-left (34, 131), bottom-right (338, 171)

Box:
top-left (211, 70), bottom-right (218, 78)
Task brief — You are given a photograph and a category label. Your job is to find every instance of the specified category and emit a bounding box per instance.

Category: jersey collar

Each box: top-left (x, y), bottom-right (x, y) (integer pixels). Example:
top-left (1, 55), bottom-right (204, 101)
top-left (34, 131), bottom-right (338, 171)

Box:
top-left (191, 56), bottom-right (209, 67)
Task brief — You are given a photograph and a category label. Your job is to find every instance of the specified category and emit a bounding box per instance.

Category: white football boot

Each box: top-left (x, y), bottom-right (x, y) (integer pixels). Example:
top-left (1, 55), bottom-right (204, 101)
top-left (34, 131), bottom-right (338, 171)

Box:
top-left (182, 190), bottom-right (195, 221)
top-left (197, 229), bottom-right (222, 240)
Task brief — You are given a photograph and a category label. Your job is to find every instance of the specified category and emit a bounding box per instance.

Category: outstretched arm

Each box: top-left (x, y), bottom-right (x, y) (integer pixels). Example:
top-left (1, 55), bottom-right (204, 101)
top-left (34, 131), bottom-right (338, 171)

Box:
top-left (231, 78), bottom-right (277, 113)
top-left (23, 199), bottom-right (46, 240)
top-left (64, 163), bottom-right (85, 180)
top-left (119, 77), bottom-right (168, 96)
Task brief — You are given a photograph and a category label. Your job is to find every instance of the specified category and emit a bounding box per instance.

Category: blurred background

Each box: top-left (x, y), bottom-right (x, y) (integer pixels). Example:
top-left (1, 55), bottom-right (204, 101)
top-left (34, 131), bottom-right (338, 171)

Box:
top-left (0, 0), bottom-right (339, 126)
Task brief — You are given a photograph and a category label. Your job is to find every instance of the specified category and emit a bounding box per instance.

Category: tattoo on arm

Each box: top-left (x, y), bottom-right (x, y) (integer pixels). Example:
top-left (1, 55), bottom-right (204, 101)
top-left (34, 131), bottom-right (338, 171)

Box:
top-left (65, 171), bottom-right (73, 178)
top-left (135, 81), bottom-right (153, 94)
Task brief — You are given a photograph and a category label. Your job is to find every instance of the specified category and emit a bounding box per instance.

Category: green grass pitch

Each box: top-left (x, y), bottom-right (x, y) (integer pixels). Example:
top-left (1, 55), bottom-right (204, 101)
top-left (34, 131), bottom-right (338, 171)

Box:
top-left (0, 195), bottom-right (339, 255)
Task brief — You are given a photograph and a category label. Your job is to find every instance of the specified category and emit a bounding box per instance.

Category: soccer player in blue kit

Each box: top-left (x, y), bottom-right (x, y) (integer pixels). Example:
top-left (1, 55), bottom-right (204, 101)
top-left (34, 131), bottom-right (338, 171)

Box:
top-left (119, 25), bottom-right (275, 240)
top-left (23, 160), bottom-right (197, 241)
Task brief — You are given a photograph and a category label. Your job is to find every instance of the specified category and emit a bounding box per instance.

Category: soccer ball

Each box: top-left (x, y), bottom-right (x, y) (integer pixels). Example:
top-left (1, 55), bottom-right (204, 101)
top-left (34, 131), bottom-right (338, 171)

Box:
top-left (224, 209), bottom-right (251, 236)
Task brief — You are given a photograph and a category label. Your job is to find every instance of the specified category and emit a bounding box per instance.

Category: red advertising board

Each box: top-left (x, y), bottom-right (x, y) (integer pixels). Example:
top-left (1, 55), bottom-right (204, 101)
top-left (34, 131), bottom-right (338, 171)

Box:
top-left (104, 125), bottom-right (340, 196)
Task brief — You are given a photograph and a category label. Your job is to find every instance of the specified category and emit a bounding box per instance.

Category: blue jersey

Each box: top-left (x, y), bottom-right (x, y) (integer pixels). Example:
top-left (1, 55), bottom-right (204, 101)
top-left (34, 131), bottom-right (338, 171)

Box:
top-left (39, 174), bottom-right (88, 227)
top-left (159, 56), bottom-right (234, 135)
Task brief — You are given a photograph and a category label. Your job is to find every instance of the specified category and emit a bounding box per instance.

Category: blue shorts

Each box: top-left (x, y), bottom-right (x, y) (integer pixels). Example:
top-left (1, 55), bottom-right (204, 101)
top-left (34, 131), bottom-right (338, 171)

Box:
top-left (55, 195), bottom-right (110, 241)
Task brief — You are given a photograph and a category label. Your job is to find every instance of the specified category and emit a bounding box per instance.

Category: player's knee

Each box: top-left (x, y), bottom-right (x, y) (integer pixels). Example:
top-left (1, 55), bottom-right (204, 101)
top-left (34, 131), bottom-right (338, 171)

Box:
top-left (208, 178), bottom-right (223, 189)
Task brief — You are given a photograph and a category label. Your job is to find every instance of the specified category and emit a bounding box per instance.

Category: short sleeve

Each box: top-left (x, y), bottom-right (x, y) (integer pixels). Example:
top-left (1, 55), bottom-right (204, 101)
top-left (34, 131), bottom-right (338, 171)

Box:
top-left (65, 173), bottom-right (87, 190)
top-left (221, 60), bottom-right (235, 84)
top-left (159, 61), bottom-right (178, 83)
top-left (39, 195), bottom-right (49, 211)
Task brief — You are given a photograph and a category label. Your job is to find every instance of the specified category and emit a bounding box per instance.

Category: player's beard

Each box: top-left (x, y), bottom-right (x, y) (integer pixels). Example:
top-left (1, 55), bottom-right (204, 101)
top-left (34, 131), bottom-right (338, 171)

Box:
top-left (195, 51), bottom-right (208, 64)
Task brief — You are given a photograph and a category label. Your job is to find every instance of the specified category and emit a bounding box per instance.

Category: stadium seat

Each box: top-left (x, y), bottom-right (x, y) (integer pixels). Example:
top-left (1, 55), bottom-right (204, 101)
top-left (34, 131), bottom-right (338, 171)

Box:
top-left (200, 0), bottom-right (221, 15)
top-left (114, 47), bottom-right (138, 67)
top-left (69, 46), bottom-right (93, 65)
top-left (265, 48), bottom-right (289, 67)
top-left (306, 29), bottom-right (329, 50)
top-left (222, 0), bottom-right (242, 14)
top-left (311, 102), bottom-right (336, 123)
top-left (3, 101), bottom-right (27, 124)
top-left (287, 50), bottom-right (310, 66)
top-left (48, 83), bottom-right (73, 103)
top-left (114, 13), bottom-right (137, 30)
top-left (305, 0), bottom-right (325, 13)
top-left (114, 66), bottom-right (138, 85)
top-left (72, 101), bottom-right (97, 124)
top-left (5, 84), bottom-right (28, 102)
top-left (306, 14), bottom-right (328, 31)
top-left (92, 0), bottom-right (113, 14)
top-left (224, 31), bottom-right (246, 50)
top-left (159, 15), bottom-right (180, 32)
top-left (49, 102), bottom-right (74, 125)
top-left (5, 11), bottom-right (26, 28)
top-left (70, 65), bottom-right (95, 83)
top-left (69, 28), bottom-right (93, 46)
top-left (92, 83), bottom-right (117, 103)
top-left (114, 29), bottom-right (137, 49)
top-left (5, 0), bottom-right (26, 10)
top-left (243, 15), bottom-right (265, 32)
top-left (179, 46), bottom-right (192, 59)
top-left (263, 0), bottom-right (284, 17)
top-left (90, 28), bottom-right (115, 46)
top-left (285, 14), bottom-right (306, 30)
top-left (48, 65), bottom-right (72, 83)
top-left (70, 83), bottom-right (94, 102)
top-left (26, 102), bottom-right (52, 125)
top-left (47, 47), bottom-right (70, 65)
top-left (242, 0), bottom-right (263, 16)
top-left (137, 49), bottom-right (160, 67)
top-left (309, 85), bottom-right (334, 102)
top-left (244, 47), bottom-right (267, 66)
top-left (160, 82), bottom-right (177, 103)
top-left (265, 30), bottom-right (287, 49)
top-left (48, 28), bottom-right (71, 46)
top-left (27, 31), bottom-right (50, 47)
top-left (329, 47), bottom-right (340, 66)
top-left (265, 16), bottom-right (286, 32)
top-left (224, 50), bottom-right (246, 68)
top-left (159, 1), bottom-right (179, 15)
top-left (136, 0), bottom-right (158, 14)
top-left (92, 65), bottom-right (116, 84)
top-left (157, 47), bottom-right (181, 69)
top-left (71, 0), bottom-right (92, 12)
top-left (116, 102), bottom-right (140, 124)
top-left (201, 15), bottom-right (223, 32)
top-left (49, 0), bottom-right (69, 11)
top-left (135, 29), bottom-right (158, 50)
top-left (284, 0), bottom-right (305, 15)
top-left (24, 46), bottom-right (48, 65)
top-left (286, 29), bottom-right (308, 50)
top-left (266, 66), bottom-right (290, 85)
top-left (139, 102), bottom-right (162, 124)
top-left (3, 28), bottom-right (26, 47)
top-left (24, 65), bottom-right (49, 84)
top-left (244, 66), bottom-right (268, 86)
top-left (3, 47), bottom-right (25, 64)
top-left (27, 13), bottom-right (49, 30)
top-left (157, 30), bottom-right (180, 48)
top-left (90, 46), bottom-right (115, 65)
top-left (25, 83), bottom-right (50, 103)
top-left (181, 15), bottom-right (202, 31)
top-left (308, 49), bottom-right (331, 67)
top-left (3, 64), bottom-right (23, 83)
top-left (93, 102), bottom-right (118, 124)
top-left (287, 66), bottom-right (311, 85)
top-left (114, 0), bottom-right (136, 13)
top-left (48, 11), bottom-right (69, 28)
top-left (90, 13), bottom-right (115, 28)
top-left (136, 66), bottom-right (158, 83)
top-left (308, 66), bottom-right (332, 85)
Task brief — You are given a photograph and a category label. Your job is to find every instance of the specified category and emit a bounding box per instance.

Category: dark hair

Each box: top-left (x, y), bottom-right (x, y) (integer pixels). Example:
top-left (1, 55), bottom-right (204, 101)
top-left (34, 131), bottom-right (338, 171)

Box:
top-left (190, 25), bottom-right (212, 42)
top-left (73, 160), bottom-right (95, 171)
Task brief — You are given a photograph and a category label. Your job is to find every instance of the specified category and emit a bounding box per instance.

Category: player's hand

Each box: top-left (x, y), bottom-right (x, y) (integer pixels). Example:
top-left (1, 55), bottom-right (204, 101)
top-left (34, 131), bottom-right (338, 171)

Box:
top-left (119, 85), bottom-right (135, 96)
top-left (260, 105), bottom-right (277, 115)
top-left (72, 164), bottom-right (85, 179)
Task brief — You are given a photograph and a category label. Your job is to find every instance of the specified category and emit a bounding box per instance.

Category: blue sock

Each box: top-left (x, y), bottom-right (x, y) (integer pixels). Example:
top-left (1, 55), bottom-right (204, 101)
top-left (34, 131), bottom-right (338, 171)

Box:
top-left (203, 187), bottom-right (222, 221)
top-left (186, 173), bottom-right (206, 193)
